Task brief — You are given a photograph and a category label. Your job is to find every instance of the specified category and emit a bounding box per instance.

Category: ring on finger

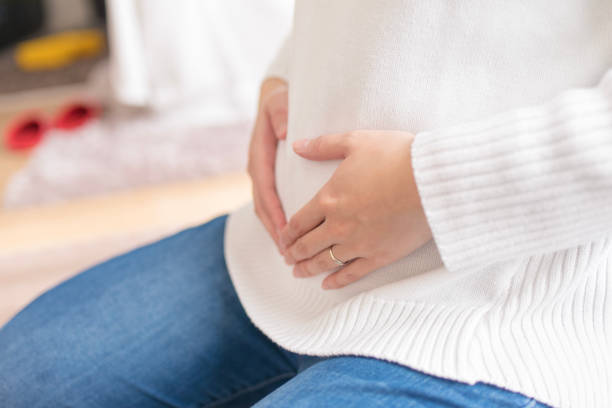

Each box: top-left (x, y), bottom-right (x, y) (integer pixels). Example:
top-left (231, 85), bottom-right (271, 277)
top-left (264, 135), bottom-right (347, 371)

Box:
top-left (329, 245), bottom-right (348, 266)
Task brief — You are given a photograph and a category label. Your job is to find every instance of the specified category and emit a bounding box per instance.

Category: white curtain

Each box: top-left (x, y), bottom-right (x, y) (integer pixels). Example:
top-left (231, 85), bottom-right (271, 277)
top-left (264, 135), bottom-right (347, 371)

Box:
top-left (106, 0), bottom-right (293, 124)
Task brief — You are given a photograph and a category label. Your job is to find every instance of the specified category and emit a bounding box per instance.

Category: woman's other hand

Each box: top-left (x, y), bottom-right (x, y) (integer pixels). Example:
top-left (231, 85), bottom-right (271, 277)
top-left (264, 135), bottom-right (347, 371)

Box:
top-left (247, 77), bottom-right (289, 253)
top-left (279, 130), bottom-right (433, 289)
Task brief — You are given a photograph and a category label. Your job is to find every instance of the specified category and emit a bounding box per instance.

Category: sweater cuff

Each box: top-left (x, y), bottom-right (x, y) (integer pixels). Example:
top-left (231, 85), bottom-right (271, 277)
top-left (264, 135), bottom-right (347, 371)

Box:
top-left (411, 108), bottom-right (550, 272)
top-left (411, 85), bottom-right (612, 272)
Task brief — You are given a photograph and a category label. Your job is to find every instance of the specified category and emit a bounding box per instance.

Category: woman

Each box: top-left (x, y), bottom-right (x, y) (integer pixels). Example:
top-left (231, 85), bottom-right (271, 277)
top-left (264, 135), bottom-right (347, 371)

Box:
top-left (1, 1), bottom-right (610, 407)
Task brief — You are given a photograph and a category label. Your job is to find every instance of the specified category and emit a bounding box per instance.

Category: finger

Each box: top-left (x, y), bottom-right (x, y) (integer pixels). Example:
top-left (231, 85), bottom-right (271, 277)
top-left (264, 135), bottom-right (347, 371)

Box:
top-left (258, 110), bottom-right (287, 232)
top-left (279, 195), bottom-right (325, 250)
top-left (322, 258), bottom-right (376, 290)
top-left (292, 132), bottom-right (354, 161)
top-left (261, 184), bottom-right (287, 232)
top-left (253, 190), bottom-right (283, 253)
top-left (267, 106), bottom-right (288, 140)
top-left (253, 191), bottom-right (277, 242)
top-left (266, 89), bottom-right (288, 140)
top-left (284, 221), bottom-right (335, 264)
top-left (293, 244), bottom-right (356, 278)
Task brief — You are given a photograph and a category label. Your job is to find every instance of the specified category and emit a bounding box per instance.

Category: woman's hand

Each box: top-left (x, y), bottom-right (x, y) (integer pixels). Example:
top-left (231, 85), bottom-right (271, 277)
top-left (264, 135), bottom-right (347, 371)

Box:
top-left (247, 77), bottom-right (289, 252)
top-left (279, 130), bottom-right (433, 289)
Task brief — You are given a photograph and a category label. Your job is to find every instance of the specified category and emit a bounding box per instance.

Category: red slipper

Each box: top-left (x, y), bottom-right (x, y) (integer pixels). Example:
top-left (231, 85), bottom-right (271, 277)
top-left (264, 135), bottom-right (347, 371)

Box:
top-left (52, 102), bottom-right (100, 130)
top-left (4, 114), bottom-right (48, 150)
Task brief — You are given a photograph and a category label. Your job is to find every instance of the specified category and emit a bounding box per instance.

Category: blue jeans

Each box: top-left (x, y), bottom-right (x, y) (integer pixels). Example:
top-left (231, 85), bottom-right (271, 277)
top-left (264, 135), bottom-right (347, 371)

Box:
top-left (0, 215), bottom-right (547, 407)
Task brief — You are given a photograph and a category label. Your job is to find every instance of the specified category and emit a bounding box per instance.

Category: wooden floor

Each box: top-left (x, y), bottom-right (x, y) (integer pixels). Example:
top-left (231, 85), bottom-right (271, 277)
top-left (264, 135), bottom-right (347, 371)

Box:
top-left (0, 89), bottom-right (252, 326)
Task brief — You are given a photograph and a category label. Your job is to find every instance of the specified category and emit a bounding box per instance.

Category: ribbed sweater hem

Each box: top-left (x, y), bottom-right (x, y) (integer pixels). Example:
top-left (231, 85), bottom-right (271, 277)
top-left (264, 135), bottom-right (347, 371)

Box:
top-left (225, 204), bottom-right (611, 408)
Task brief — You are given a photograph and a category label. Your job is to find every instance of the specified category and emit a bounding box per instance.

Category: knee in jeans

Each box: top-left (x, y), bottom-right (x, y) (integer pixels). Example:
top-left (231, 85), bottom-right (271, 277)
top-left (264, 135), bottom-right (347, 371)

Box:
top-left (0, 354), bottom-right (62, 407)
top-left (0, 336), bottom-right (92, 408)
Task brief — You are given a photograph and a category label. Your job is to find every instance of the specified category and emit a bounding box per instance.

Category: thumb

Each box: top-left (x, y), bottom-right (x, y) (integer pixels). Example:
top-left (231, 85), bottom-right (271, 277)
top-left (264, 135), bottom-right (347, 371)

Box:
top-left (293, 133), bottom-right (351, 161)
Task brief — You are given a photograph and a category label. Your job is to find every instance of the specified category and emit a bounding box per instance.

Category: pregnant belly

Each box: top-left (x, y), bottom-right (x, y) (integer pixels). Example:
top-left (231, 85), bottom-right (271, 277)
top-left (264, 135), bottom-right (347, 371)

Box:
top-left (274, 140), bottom-right (341, 220)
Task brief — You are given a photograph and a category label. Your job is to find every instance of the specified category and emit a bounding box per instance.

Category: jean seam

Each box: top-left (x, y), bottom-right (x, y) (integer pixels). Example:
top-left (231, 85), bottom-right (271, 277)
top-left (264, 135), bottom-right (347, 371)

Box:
top-left (199, 371), bottom-right (295, 408)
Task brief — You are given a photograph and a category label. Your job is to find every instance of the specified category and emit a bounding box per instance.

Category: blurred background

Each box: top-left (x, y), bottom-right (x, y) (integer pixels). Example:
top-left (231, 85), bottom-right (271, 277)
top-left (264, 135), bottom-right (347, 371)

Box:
top-left (0, 0), bottom-right (292, 325)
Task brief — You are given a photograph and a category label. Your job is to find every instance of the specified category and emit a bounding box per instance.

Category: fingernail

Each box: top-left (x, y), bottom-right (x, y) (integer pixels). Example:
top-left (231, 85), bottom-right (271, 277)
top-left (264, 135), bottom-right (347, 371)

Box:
top-left (293, 139), bottom-right (309, 152)
top-left (293, 267), bottom-right (305, 278)
top-left (322, 280), bottom-right (333, 290)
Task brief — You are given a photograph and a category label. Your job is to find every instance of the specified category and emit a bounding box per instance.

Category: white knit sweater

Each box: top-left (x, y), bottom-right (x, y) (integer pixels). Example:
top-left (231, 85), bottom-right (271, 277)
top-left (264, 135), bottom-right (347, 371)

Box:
top-left (224, 2), bottom-right (612, 407)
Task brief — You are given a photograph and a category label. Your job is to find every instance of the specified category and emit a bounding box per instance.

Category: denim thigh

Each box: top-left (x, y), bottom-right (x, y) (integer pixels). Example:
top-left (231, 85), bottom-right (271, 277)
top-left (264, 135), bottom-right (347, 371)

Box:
top-left (0, 215), bottom-right (300, 408)
top-left (255, 356), bottom-right (549, 408)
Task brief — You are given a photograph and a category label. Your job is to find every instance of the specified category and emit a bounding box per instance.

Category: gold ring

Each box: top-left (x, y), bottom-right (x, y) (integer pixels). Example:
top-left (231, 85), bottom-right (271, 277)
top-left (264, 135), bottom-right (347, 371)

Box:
top-left (329, 245), bottom-right (347, 266)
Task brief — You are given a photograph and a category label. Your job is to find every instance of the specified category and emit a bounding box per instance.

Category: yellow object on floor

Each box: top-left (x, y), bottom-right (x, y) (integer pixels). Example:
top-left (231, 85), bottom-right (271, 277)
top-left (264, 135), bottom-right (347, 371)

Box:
top-left (15, 29), bottom-right (105, 71)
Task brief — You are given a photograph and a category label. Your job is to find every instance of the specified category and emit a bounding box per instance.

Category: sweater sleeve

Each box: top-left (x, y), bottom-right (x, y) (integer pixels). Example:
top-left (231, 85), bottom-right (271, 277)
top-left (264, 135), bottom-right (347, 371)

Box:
top-left (264, 29), bottom-right (293, 82)
top-left (412, 68), bottom-right (612, 273)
